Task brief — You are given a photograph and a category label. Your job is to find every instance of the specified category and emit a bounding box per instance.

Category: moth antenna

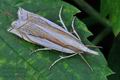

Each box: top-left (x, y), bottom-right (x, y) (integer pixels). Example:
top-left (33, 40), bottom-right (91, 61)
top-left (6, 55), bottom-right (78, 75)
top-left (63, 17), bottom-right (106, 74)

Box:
top-left (59, 5), bottom-right (68, 31)
top-left (86, 45), bottom-right (102, 48)
top-left (78, 53), bottom-right (94, 71)
top-left (49, 53), bottom-right (78, 70)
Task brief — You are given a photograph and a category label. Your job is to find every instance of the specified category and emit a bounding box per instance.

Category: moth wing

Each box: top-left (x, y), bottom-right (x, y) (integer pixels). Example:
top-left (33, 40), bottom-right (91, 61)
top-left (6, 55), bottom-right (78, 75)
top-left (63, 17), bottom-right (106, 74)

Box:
top-left (34, 14), bottom-right (82, 42)
top-left (23, 34), bottom-right (74, 53)
top-left (18, 8), bottom-right (82, 42)
top-left (18, 8), bottom-right (66, 31)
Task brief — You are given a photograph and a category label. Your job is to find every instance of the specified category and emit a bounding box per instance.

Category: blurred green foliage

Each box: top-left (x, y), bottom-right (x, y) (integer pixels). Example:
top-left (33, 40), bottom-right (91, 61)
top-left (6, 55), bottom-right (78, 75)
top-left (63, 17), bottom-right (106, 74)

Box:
top-left (101, 0), bottom-right (120, 36)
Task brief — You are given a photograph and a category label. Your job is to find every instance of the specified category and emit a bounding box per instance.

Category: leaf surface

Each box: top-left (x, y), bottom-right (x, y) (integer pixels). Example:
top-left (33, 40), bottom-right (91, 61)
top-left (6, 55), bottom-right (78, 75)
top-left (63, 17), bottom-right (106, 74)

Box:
top-left (0, 0), bottom-right (113, 80)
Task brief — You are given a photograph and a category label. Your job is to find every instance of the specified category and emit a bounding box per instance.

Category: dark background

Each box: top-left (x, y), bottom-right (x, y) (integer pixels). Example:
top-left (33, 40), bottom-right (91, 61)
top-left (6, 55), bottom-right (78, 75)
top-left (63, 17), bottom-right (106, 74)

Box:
top-left (64, 0), bottom-right (119, 80)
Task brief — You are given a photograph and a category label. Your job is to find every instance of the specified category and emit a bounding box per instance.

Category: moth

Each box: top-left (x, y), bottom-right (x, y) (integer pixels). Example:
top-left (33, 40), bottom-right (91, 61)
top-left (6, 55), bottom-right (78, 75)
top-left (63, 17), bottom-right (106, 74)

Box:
top-left (8, 7), bottom-right (99, 71)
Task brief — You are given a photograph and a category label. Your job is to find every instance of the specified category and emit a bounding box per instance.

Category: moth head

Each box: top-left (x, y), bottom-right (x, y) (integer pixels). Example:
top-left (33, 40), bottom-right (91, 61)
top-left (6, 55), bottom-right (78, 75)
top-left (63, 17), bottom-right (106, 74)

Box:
top-left (7, 20), bottom-right (23, 37)
top-left (7, 7), bottom-right (28, 37)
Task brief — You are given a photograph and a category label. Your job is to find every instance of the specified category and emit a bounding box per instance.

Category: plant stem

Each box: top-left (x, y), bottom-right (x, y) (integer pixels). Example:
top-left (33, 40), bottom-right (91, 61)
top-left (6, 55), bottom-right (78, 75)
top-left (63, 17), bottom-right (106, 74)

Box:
top-left (70, 0), bottom-right (112, 27)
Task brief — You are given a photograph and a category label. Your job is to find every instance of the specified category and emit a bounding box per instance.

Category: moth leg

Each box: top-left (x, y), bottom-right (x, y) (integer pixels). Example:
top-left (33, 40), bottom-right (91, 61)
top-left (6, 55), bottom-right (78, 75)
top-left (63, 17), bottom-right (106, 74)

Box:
top-left (59, 5), bottom-right (68, 31)
top-left (86, 45), bottom-right (102, 48)
top-left (30, 48), bottom-right (51, 55)
top-left (49, 53), bottom-right (78, 69)
top-left (71, 17), bottom-right (81, 40)
top-left (78, 53), bottom-right (93, 71)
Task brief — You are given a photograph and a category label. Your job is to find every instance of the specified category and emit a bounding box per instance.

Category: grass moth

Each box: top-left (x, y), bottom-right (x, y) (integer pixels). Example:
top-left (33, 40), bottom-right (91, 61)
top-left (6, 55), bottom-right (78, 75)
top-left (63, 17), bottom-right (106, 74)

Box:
top-left (7, 7), bottom-right (99, 71)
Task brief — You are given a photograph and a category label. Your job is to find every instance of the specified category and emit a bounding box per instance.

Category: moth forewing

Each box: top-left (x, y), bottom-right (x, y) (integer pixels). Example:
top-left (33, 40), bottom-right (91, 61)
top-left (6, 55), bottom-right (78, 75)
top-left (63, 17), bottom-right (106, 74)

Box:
top-left (8, 8), bottom-right (98, 55)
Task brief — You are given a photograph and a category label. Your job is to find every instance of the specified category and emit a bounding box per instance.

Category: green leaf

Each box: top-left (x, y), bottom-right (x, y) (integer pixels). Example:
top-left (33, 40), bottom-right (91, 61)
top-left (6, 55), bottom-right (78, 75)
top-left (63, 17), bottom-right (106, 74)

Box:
top-left (100, 0), bottom-right (120, 36)
top-left (0, 0), bottom-right (113, 80)
top-left (108, 33), bottom-right (120, 80)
